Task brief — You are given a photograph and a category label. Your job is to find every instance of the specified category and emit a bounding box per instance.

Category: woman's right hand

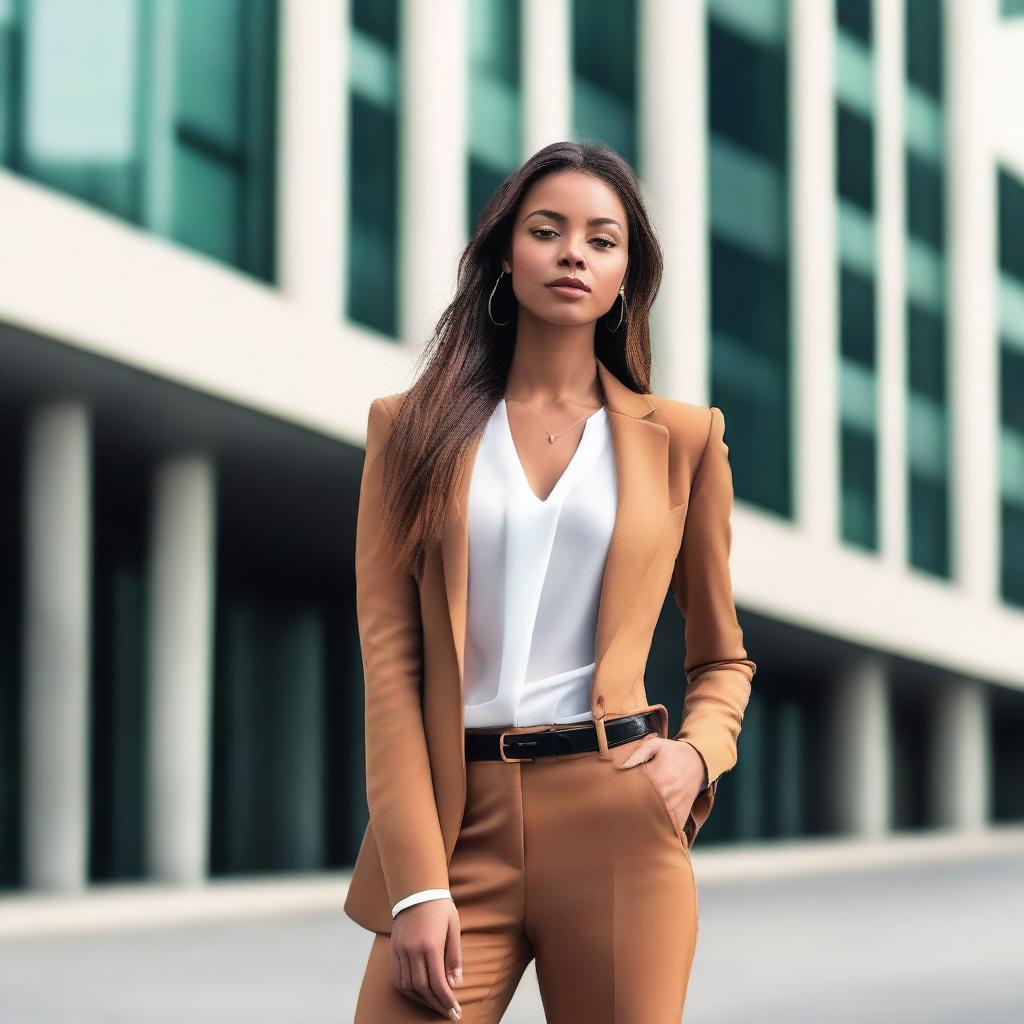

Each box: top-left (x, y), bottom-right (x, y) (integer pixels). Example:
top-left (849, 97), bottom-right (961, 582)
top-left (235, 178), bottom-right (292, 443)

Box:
top-left (391, 897), bottom-right (464, 1020)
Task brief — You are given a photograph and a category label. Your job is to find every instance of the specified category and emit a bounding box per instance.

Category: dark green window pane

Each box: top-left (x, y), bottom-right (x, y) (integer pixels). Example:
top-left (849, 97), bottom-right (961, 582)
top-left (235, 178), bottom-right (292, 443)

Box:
top-left (469, 156), bottom-right (507, 234)
top-left (906, 150), bottom-right (944, 248)
top-left (571, 0), bottom-right (637, 169)
top-left (1001, 346), bottom-right (1024, 607)
top-left (708, 7), bottom-right (791, 520)
top-left (17, 0), bottom-right (144, 221)
top-left (348, 93), bottom-right (399, 336)
top-left (907, 303), bottom-right (946, 402)
top-left (0, 0), bottom-right (277, 279)
top-left (905, 0), bottom-right (943, 99)
top-left (712, 372), bottom-right (791, 518)
top-left (840, 265), bottom-right (876, 367)
top-left (837, 0), bottom-right (872, 43)
top-left (1001, 344), bottom-right (1024, 435)
top-left (347, 0), bottom-right (400, 336)
top-left (467, 0), bottom-right (521, 233)
top-left (352, 0), bottom-right (398, 46)
top-left (708, 18), bottom-right (788, 167)
top-left (841, 424), bottom-right (878, 550)
top-left (175, 0), bottom-right (243, 151)
top-left (172, 147), bottom-right (239, 266)
top-left (1003, 503), bottom-right (1024, 606)
top-left (0, 2), bottom-right (20, 164)
top-left (837, 103), bottom-right (874, 212)
top-left (909, 471), bottom-right (949, 577)
top-left (998, 167), bottom-right (1024, 284)
top-left (710, 236), bottom-right (789, 360)
top-left (170, 0), bottom-right (277, 280)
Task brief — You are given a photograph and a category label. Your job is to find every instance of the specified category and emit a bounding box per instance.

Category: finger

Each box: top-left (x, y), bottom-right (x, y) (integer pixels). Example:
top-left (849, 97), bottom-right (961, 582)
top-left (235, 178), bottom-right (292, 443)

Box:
top-left (426, 945), bottom-right (462, 1018)
top-left (616, 736), bottom-right (659, 769)
top-left (445, 908), bottom-right (464, 987)
top-left (391, 946), bottom-right (404, 991)
top-left (411, 952), bottom-right (449, 1017)
top-left (397, 948), bottom-right (413, 997)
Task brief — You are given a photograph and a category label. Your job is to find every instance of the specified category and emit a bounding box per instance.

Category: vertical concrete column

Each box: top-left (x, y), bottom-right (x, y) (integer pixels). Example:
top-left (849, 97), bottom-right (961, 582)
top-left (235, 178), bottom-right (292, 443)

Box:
top-left (522, 0), bottom-right (571, 156)
top-left (639, 0), bottom-right (707, 403)
top-left (930, 676), bottom-right (989, 832)
top-left (945, 0), bottom-right (999, 600)
top-left (875, 0), bottom-right (908, 568)
top-left (400, 0), bottom-right (468, 348)
top-left (145, 456), bottom-right (217, 883)
top-left (791, 0), bottom-right (839, 541)
top-left (277, 0), bottom-right (347, 322)
top-left (21, 402), bottom-right (92, 890)
top-left (828, 655), bottom-right (891, 837)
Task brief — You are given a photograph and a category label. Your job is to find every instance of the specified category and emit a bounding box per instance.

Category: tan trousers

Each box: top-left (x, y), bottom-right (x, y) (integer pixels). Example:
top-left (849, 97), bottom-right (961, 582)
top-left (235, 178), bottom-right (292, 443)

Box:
top-left (354, 723), bottom-right (700, 1022)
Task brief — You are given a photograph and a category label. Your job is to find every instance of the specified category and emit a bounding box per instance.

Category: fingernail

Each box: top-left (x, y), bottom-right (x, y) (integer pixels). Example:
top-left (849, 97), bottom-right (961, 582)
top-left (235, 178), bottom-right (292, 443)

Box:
top-left (449, 1007), bottom-right (461, 1021)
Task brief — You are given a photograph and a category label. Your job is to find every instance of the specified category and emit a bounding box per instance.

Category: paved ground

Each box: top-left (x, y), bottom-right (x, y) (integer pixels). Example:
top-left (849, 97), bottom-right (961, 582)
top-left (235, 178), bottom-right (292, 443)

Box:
top-left (1, 846), bottom-right (1022, 1022)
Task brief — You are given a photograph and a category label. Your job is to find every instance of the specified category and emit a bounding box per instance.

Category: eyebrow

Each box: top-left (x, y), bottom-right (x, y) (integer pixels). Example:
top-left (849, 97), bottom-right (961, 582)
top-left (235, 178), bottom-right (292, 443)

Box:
top-left (523, 208), bottom-right (623, 230)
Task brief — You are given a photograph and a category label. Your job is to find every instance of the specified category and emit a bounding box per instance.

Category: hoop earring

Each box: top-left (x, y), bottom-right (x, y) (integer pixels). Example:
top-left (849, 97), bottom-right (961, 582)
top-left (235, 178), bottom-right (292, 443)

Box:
top-left (605, 288), bottom-right (627, 332)
top-left (488, 270), bottom-right (512, 326)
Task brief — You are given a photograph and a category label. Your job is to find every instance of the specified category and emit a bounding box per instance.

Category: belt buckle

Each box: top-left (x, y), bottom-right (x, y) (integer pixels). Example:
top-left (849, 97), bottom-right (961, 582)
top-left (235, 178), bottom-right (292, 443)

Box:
top-left (498, 729), bottom-right (535, 763)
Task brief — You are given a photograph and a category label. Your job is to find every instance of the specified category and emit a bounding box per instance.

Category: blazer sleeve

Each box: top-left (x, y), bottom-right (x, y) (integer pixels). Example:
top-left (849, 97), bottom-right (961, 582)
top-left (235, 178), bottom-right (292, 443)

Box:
top-left (670, 406), bottom-right (757, 787)
top-left (356, 397), bottom-right (451, 909)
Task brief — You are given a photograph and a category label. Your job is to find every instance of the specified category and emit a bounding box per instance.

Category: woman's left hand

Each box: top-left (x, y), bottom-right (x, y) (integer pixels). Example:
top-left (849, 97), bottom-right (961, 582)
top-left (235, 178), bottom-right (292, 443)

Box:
top-left (615, 736), bottom-right (704, 825)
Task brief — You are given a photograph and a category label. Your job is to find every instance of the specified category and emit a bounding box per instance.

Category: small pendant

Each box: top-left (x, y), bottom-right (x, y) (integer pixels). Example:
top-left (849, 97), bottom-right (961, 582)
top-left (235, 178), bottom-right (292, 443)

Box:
top-left (548, 433), bottom-right (556, 443)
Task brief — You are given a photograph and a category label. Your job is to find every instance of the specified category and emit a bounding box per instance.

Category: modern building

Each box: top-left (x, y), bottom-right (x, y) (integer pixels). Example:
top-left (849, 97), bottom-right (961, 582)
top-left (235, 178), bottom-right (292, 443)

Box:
top-left (1, 0), bottom-right (1022, 895)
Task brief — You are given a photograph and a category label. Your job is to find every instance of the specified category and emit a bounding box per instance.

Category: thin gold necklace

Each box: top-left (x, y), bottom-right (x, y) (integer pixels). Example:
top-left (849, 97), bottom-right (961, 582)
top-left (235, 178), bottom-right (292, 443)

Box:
top-left (506, 397), bottom-right (606, 444)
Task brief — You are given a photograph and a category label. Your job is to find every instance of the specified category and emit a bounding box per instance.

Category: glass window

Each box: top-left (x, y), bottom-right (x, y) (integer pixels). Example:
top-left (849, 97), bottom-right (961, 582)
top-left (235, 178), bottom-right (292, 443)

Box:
top-left (347, 0), bottom-right (401, 337)
top-left (467, 0), bottom-right (521, 233)
top-left (997, 168), bottom-right (1024, 607)
top-left (571, 0), bottom-right (637, 171)
top-left (0, 0), bottom-right (279, 279)
top-left (999, 168), bottom-right (1024, 285)
top-left (903, 0), bottom-right (949, 579)
top-left (906, 150), bottom-right (944, 249)
top-left (837, 0), bottom-right (872, 43)
top-left (905, 0), bottom-right (943, 100)
top-left (837, 104), bottom-right (874, 212)
top-left (708, 4), bottom-right (791, 519)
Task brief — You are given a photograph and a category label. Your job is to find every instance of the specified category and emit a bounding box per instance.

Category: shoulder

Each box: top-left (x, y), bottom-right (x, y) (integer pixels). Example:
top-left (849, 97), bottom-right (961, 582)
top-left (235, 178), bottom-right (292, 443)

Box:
top-left (647, 394), bottom-right (722, 457)
top-left (367, 389), bottom-right (412, 427)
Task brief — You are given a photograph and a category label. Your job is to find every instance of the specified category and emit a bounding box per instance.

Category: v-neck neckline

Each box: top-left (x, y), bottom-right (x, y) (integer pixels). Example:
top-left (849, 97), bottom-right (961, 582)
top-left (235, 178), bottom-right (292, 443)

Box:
top-left (498, 398), bottom-right (606, 505)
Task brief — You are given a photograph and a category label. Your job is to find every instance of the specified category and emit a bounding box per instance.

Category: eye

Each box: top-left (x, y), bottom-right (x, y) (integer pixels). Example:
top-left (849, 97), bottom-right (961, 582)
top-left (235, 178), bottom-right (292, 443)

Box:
top-left (531, 228), bottom-right (616, 249)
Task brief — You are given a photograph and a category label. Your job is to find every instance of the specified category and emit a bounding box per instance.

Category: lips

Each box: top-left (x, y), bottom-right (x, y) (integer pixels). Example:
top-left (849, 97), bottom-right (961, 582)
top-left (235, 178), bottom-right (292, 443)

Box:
top-left (547, 277), bottom-right (589, 291)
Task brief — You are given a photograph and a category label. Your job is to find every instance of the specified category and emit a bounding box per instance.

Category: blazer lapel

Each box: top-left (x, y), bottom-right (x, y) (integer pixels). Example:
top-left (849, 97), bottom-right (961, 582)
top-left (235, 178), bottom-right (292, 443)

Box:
top-left (440, 357), bottom-right (670, 702)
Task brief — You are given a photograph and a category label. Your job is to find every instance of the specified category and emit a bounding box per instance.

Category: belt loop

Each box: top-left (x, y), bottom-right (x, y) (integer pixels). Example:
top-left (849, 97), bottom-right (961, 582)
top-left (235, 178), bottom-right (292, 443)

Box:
top-left (593, 709), bottom-right (613, 761)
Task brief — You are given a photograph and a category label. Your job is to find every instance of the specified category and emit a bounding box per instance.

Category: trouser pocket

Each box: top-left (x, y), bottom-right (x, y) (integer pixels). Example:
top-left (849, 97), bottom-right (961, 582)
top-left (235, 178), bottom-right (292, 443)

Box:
top-left (637, 757), bottom-right (691, 853)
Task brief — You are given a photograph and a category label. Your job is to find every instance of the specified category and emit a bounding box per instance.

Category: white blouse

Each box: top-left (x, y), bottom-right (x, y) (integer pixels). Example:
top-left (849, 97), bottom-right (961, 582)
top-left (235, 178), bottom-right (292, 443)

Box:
top-left (391, 398), bottom-right (617, 918)
top-left (464, 397), bottom-right (616, 726)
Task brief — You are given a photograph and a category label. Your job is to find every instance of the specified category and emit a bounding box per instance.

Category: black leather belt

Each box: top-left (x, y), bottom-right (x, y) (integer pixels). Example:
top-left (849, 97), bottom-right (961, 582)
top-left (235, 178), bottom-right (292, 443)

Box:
top-left (465, 711), bottom-right (662, 763)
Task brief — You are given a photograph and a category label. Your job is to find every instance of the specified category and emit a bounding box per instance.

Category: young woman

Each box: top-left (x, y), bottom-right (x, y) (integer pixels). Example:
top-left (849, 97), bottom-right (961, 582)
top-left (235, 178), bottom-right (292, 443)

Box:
top-left (347, 141), bottom-right (757, 1023)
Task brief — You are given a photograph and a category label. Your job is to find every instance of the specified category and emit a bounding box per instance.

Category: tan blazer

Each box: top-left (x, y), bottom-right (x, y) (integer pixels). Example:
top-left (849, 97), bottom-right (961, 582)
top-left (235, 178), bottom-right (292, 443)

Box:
top-left (344, 357), bottom-right (757, 934)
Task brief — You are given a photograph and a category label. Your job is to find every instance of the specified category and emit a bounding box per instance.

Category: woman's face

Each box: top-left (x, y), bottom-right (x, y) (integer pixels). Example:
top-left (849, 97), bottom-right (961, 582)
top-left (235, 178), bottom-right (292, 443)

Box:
top-left (503, 170), bottom-right (629, 327)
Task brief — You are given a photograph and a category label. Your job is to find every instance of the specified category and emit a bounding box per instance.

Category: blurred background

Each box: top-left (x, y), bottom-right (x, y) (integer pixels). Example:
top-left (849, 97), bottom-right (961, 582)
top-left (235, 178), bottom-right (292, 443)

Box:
top-left (1, 0), bottom-right (1023, 1021)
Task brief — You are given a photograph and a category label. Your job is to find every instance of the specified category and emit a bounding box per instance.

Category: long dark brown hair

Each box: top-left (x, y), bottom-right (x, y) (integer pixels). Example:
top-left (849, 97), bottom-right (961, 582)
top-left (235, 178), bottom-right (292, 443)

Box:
top-left (380, 140), bottom-right (665, 576)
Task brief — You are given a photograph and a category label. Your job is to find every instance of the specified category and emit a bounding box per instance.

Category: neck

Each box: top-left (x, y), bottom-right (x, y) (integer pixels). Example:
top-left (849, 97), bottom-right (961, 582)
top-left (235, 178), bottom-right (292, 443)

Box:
top-left (504, 324), bottom-right (603, 410)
